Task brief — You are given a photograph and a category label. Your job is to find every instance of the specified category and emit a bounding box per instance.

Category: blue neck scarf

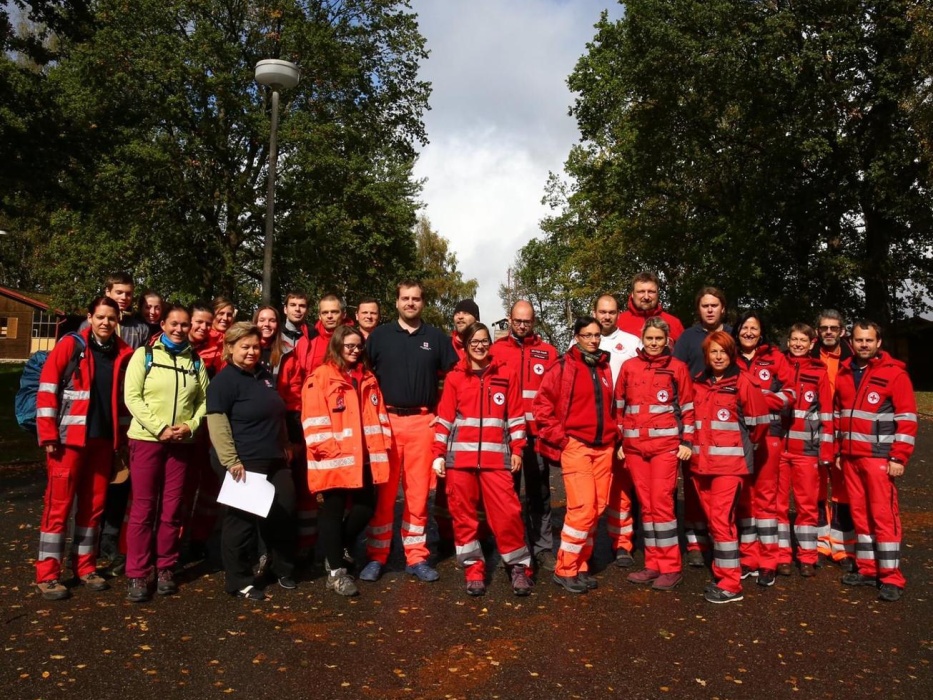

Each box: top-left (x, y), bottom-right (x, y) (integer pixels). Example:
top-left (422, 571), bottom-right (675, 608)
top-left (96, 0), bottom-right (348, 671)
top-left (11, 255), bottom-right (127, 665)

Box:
top-left (161, 333), bottom-right (190, 355)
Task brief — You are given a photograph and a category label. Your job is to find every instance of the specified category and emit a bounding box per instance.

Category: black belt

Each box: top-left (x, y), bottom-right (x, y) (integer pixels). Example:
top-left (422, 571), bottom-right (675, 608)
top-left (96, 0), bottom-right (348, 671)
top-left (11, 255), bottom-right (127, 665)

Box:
top-left (386, 406), bottom-right (430, 416)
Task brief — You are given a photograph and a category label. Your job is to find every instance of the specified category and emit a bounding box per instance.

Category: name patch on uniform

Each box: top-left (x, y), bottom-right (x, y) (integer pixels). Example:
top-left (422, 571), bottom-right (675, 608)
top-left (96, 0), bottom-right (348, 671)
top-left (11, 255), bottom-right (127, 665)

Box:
top-left (657, 390), bottom-right (669, 402)
top-left (493, 392), bottom-right (505, 405)
top-left (867, 391), bottom-right (881, 405)
top-left (717, 409), bottom-right (731, 421)
top-left (530, 349), bottom-right (550, 360)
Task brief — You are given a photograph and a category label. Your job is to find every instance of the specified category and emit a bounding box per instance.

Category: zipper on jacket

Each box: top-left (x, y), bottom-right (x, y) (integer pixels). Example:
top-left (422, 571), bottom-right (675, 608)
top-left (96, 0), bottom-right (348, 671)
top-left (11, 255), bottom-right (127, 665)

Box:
top-left (170, 351), bottom-right (179, 427)
top-left (477, 371), bottom-right (486, 467)
top-left (590, 365), bottom-right (604, 446)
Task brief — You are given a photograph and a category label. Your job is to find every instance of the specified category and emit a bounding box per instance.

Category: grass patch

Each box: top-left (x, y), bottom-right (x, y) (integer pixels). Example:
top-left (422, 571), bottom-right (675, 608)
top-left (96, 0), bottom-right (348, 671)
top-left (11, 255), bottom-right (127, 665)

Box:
top-left (0, 363), bottom-right (43, 464)
top-left (916, 391), bottom-right (933, 417)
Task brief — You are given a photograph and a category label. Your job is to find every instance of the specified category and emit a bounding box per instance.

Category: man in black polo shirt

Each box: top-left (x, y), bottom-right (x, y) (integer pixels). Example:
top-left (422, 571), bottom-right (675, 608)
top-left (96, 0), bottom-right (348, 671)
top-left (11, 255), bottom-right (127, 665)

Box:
top-left (359, 280), bottom-right (459, 582)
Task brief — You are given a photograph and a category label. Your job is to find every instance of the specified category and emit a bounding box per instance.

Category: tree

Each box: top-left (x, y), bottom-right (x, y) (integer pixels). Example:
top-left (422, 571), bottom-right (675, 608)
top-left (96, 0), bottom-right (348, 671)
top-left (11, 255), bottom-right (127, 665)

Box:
top-left (414, 214), bottom-right (478, 329)
top-left (0, 0), bottom-right (429, 312)
top-left (531, 0), bottom-right (933, 332)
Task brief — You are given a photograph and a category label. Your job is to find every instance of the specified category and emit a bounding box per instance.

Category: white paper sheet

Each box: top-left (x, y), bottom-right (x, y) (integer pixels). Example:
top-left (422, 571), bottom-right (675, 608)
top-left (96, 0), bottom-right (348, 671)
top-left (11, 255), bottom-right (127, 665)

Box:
top-left (217, 470), bottom-right (275, 517)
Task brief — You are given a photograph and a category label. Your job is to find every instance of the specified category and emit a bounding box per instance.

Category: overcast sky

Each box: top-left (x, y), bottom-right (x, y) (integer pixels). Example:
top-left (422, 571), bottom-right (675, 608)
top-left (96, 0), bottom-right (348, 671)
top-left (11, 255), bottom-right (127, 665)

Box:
top-left (410, 0), bottom-right (624, 322)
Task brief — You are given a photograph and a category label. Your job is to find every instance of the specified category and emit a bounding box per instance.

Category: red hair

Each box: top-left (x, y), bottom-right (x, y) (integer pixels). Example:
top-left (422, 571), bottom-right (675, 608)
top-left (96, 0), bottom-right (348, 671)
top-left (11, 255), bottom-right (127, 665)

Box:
top-left (702, 330), bottom-right (736, 366)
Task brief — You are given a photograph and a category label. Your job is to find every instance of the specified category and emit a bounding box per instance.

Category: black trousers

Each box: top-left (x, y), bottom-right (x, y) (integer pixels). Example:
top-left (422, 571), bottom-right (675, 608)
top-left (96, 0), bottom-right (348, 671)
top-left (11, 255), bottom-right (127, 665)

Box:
top-left (318, 465), bottom-right (376, 572)
top-left (219, 460), bottom-right (296, 593)
top-left (512, 435), bottom-right (555, 556)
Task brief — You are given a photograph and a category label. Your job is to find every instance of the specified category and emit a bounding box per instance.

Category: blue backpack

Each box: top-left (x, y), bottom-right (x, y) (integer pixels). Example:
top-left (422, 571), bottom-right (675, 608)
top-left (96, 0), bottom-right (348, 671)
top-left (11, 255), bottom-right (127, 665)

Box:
top-left (15, 333), bottom-right (86, 434)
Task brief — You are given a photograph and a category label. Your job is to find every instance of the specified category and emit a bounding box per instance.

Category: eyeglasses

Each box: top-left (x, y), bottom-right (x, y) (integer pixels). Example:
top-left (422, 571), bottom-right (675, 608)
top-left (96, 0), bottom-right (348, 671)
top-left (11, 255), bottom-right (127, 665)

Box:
top-left (469, 339), bottom-right (491, 348)
top-left (577, 333), bottom-right (601, 340)
top-left (511, 319), bottom-right (533, 326)
top-left (818, 325), bottom-right (841, 332)
top-left (343, 343), bottom-right (363, 351)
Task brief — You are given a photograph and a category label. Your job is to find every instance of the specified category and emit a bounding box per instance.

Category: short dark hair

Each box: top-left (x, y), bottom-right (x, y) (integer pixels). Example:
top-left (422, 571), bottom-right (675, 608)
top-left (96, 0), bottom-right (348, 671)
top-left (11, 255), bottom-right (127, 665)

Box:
top-left (632, 271), bottom-right (659, 289)
top-left (105, 272), bottom-right (134, 291)
top-left (396, 279), bottom-right (424, 298)
top-left (356, 297), bottom-right (380, 309)
top-left (285, 292), bottom-right (309, 304)
top-left (732, 310), bottom-right (766, 348)
top-left (573, 316), bottom-right (599, 335)
top-left (88, 296), bottom-right (121, 316)
top-left (189, 301), bottom-right (213, 317)
top-left (788, 323), bottom-right (816, 341)
top-left (852, 319), bottom-right (882, 339)
top-left (319, 293), bottom-right (345, 311)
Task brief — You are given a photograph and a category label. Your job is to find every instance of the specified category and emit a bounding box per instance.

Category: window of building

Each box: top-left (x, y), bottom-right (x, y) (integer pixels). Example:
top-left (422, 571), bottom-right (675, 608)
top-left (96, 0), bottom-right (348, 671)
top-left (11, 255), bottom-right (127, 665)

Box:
top-left (0, 316), bottom-right (16, 339)
top-left (32, 310), bottom-right (57, 339)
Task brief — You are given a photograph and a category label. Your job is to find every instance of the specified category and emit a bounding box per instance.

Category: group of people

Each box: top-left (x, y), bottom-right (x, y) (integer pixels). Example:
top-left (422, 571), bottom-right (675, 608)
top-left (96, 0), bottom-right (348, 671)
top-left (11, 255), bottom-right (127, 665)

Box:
top-left (32, 271), bottom-right (917, 605)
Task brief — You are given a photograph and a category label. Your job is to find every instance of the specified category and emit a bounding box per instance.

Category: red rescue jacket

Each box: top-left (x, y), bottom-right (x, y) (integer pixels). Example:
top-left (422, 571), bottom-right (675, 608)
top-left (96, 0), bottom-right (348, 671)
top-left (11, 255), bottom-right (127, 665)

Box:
top-left (36, 328), bottom-right (134, 450)
top-left (296, 320), bottom-right (334, 376)
top-left (617, 296), bottom-right (685, 343)
top-left (834, 351), bottom-right (917, 464)
top-left (783, 354), bottom-right (834, 461)
top-left (691, 365), bottom-right (771, 476)
top-left (490, 333), bottom-right (559, 436)
top-left (532, 346), bottom-right (617, 461)
top-left (735, 344), bottom-right (796, 437)
top-left (434, 356), bottom-right (526, 469)
top-left (615, 348), bottom-right (695, 456)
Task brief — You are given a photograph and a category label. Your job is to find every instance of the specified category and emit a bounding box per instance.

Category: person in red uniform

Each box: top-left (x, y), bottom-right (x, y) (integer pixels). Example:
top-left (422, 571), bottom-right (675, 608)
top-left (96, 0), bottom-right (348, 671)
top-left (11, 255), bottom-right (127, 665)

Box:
top-left (811, 310), bottom-right (856, 570)
top-left (777, 324), bottom-right (834, 577)
top-left (35, 297), bottom-right (134, 600)
top-left (616, 271), bottom-right (685, 344)
top-left (433, 322), bottom-right (533, 597)
top-left (534, 316), bottom-right (617, 594)
top-left (616, 317), bottom-right (695, 590)
top-left (834, 321), bottom-right (916, 602)
top-left (691, 331), bottom-right (770, 603)
top-left (296, 294), bottom-right (346, 376)
top-left (491, 300), bottom-right (560, 571)
top-left (733, 310), bottom-right (796, 587)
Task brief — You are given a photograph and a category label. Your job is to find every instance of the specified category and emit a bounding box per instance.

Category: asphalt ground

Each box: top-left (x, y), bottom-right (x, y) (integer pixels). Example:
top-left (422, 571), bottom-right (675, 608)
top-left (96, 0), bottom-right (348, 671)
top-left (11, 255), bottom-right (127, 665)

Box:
top-left (1, 426), bottom-right (931, 700)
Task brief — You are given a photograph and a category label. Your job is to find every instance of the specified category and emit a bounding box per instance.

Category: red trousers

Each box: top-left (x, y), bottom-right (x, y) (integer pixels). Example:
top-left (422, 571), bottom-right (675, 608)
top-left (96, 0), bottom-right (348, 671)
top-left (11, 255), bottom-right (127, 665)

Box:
top-left (738, 436), bottom-right (781, 571)
top-left (607, 458), bottom-right (634, 555)
top-left (776, 452), bottom-right (820, 565)
top-left (627, 449), bottom-right (681, 574)
top-left (446, 468), bottom-right (531, 581)
top-left (36, 439), bottom-right (113, 583)
top-left (843, 456), bottom-right (906, 588)
top-left (693, 474), bottom-right (745, 594)
top-left (556, 439), bottom-right (613, 577)
top-left (367, 412), bottom-right (434, 566)
top-left (681, 459), bottom-right (709, 553)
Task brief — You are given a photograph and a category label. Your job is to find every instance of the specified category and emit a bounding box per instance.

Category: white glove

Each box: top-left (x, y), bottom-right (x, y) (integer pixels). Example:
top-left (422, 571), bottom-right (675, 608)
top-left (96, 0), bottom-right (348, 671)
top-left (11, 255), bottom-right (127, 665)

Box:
top-left (432, 457), bottom-right (446, 477)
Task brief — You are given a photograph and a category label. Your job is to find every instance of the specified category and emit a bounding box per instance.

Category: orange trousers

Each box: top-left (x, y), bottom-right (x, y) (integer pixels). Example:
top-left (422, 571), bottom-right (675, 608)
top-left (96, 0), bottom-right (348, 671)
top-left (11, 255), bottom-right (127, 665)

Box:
top-left (555, 438), bottom-right (613, 577)
top-left (366, 412), bottom-right (434, 566)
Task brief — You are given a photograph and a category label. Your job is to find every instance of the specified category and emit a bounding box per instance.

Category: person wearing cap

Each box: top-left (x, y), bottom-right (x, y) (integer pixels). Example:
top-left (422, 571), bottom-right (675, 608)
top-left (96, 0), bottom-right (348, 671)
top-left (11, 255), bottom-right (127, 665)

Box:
top-left (359, 280), bottom-right (459, 583)
top-left (451, 299), bottom-right (480, 360)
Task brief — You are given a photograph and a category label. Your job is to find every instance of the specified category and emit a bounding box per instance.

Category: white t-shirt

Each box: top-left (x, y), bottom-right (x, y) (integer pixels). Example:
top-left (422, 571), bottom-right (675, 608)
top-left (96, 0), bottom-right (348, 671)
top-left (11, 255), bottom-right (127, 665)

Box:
top-left (599, 328), bottom-right (640, 386)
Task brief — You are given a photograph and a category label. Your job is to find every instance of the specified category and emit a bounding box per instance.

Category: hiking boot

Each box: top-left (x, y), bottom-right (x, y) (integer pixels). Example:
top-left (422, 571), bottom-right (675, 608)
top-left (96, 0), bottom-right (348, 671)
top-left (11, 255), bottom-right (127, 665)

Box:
top-left (614, 550), bottom-right (635, 568)
top-left (626, 569), bottom-right (660, 585)
top-left (325, 568), bottom-right (359, 597)
top-left (776, 563), bottom-right (793, 576)
top-left (465, 579), bottom-right (486, 597)
top-left (842, 571), bottom-right (876, 587)
top-left (817, 553), bottom-right (831, 568)
top-left (799, 563), bottom-right (816, 577)
top-left (358, 561), bottom-right (383, 582)
top-left (405, 561), bottom-right (439, 582)
top-left (686, 550), bottom-right (706, 568)
top-left (535, 550), bottom-right (557, 571)
top-left (741, 566), bottom-right (758, 580)
top-left (878, 583), bottom-right (903, 602)
top-left (652, 572), bottom-right (684, 591)
top-left (576, 571), bottom-right (598, 590)
top-left (156, 569), bottom-right (177, 596)
top-left (106, 554), bottom-right (126, 578)
top-left (510, 567), bottom-right (532, 596)
top-left (704, 585), bottom-right (744, 604)
top-left (37, 579), bottom-right (70, 601)
top-left (552, 573), bottom-right (588, 594)
top-left (838, 557), bottom-right (856, 573)
top-left (126, 577), bottom-right (151, 603)
top-left (277, 576), bottom-right (297, 590)
top-left (80, 572), bottom-right (110, 592)
top-left (757, 569), bottom-right (776, 587)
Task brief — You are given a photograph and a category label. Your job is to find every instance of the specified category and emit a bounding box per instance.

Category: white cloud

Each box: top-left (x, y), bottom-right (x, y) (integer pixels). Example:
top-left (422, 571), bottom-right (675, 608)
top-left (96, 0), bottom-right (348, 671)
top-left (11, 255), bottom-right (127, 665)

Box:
top-left (411, 0), bottom-right (623, 321)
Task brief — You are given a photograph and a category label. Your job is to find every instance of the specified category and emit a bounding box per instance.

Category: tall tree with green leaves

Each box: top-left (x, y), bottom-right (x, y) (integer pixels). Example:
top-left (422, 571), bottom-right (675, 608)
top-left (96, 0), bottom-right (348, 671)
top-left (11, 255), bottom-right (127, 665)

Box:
top-left (414, 214), bottom-right (478, 329)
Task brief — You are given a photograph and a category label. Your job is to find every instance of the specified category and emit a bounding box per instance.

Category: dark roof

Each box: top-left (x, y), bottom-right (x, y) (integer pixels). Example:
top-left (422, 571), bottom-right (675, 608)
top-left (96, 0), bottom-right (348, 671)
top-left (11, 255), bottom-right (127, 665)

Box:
top-left (0, 286), bottom-right (63, 314)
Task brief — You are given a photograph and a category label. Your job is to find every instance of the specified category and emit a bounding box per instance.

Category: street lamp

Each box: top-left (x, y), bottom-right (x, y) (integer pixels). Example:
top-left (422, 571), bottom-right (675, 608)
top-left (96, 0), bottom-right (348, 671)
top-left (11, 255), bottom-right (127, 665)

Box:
top-left (255, 59), bottom-right (300, 305)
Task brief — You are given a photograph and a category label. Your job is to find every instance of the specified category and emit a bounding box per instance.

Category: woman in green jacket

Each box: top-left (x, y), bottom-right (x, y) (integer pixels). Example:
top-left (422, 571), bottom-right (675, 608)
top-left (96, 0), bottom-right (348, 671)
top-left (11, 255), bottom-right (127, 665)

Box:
top-left (123, 304), bottom-right (209, 602)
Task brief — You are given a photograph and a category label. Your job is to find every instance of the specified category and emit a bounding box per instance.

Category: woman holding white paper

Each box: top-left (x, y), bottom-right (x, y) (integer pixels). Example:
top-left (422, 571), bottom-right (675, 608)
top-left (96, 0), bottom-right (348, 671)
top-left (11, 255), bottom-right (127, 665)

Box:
top-left (206, 322), bottom-right (296, 601)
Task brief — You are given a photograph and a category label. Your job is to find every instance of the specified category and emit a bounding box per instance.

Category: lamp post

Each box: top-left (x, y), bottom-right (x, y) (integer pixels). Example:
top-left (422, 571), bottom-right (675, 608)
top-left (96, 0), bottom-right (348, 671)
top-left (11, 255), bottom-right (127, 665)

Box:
top-left (255, 59), bottom-right (300, 305)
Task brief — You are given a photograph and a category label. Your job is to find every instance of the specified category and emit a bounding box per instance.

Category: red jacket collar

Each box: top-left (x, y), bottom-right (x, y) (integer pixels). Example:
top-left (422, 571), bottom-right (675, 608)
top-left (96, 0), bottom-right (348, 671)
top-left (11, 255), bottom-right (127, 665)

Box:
top-left (626, 295), bottom-right (665, 320)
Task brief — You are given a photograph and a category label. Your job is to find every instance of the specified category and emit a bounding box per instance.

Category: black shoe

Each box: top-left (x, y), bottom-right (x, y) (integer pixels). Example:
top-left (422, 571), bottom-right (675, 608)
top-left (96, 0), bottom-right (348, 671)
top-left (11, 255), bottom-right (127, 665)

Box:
top-left (106, 554), bottom-right (127, 578)
top-left (704, 585), bottom-right (744, 604)
top-left (839, 557), bottom-right (856, 573)
top-left (233, 585), bottom-right (266, 601)
top-left (757, 569), bottom-right (776, 587)
top-left (686, 550), bottom-right (706, 568)
top-left (552, 573), bottom-right (588, 594)
top-left (776, 563), bottom-right (793, 576)
top-left (126, 577), bottom-right (151, 603)
top-left (878, 583), bottom-right (903, 602)
top-left (156, 569), bottom-right (177, 596)
top-left (577, 571), bottom-right (598, 590)
top-left (277, 576), bottom-right (297, 590)
top-left (741, 566), bottom-right (758, 580)
top-left (841, 571), bottom-right (876, 587)
top-left (614, 550), bottom-right (635, 568)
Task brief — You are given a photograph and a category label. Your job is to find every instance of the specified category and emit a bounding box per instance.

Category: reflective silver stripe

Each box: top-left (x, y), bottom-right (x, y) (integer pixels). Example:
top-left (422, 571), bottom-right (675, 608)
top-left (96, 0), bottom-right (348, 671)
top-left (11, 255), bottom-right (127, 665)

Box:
top-left (876, 541), bottom-right (900, 551)
top-left (750, 415), bottom-right (772, 424)
top-left (710, 421), bottom-right (740, 431)
top-left (363, 425), bottom-right (384, 435)
top-left (649, 405), bottom-right (673, 414)
top-left (367, 538), bottom-right (391, 549)
top-left (819, 412), bottom-right (834, 421)
top-left (894, 434), bottom-right (915, 445)
top-left (607, 524), bottom-right (633, 536)
top-left (559, 540), bottom-right (584, 553)
top-left (623, 429), bottom-right (640, 438)
top-left (524, 412), bottom-right (535, 422)
top-left (648, 427), bottom-right (680, 437)
top-left (681, 402), bottom-right (694, 411)
top-left (708, 446), bottom-right (745, 456)
top-left (38, 382), bottom-right (59, 393)
top-left (401, 521), bottom-right (425, 535)
top-left (59, 415), bottom-right (86, 426)
top-left (306, 432), bottom-right (336, 445)
top-left (522, 390), bottom-right (537, 399)
top-left (788, 430), bottom-right (813, 440)
top-left (510, 430), bottom-right (526, 441)
top-left (402, 535), bottom-right (426, 546)
top-left (370, 452), bottom-right (389, 463)
top-left (38, 531), bottom-right (66, 561)
top-left (850, 410), bottom-right (893, 420)
top-left (36, 408), bottom-right (58, 418)
top-left (625, 405), bottom-right (640, 414)
top-left (508, 417), bottom-right (525, 428)
top-left (562, 523), bottom-right (589, 540)
top-left (842, 432), bottom-right (894, 444)
top-left (458, 417), bottom-right (506, 428)
top-left (615, 400), bottom-right (626, 410)
top-left (500, 545), bottom-right (531, 566)
top-left (62, 389), bottom-right (90, 400)
top-left (302, 416), bottom-right (331, 428)
top-left (435, 435), bottom-right (448, 444)
top-left (820, 434), bottom-right (833, 443)
top-left (456, 541), bottom-right (482, 556)
top-left (683, 425), bottom-right (695, 435)
top-left (456, 540), bottom-right (483, 565)
top-left (893, 412), bottom-right (917, 422)
top-left (310, 456), bottom-right (355, 470)
top-left (369, 523), bottom-right (393, 535)
top-left (451, 442), bottom-right (508, 453)
top-left (605, 508), bottom-right (629, 520)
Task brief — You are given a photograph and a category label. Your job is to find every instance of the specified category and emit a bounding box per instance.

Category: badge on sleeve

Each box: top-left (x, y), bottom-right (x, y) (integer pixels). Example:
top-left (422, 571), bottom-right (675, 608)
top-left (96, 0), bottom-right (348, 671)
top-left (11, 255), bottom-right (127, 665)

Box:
top-left (371, 394), bottom-right (379, 406)
top-left (717, 409), bottom-right (731, 421)
top-left (867, 392), bottom-right (881, 405)
top-left (656, 390), bottom-right (669, 403)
